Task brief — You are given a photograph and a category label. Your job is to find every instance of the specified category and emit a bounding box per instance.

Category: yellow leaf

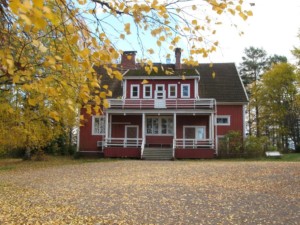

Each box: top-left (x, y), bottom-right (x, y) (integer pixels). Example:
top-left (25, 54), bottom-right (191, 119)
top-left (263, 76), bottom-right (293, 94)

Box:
top-left (239, 12), bottom-right (248, 20)
top-left (247, 10), bottom-right (253, 16)
top-left (19, 14), bottom-right (32, 25)
top-left (103, 99), bottom-right (109, 108)
top-left (212, 72), bottom-right (216, 79)
top-left (124, 23), bottom-right (131, 34)
top-left (192, 20), bottom-right (197, 25)
top-left (120, 34), bottom-right (125, 39)
top-left (9, 0), bottom-right (20, 14)
top-left (153, 67), bottom-right (158, 73)
top-left (28, 98), bottom-right (37, 106)
top-left (33, 0), bottom-right (43, 8)
top-left (103, 85), bottom-right (108, 90)
top-left (141, 79), bottom-right (148, 84)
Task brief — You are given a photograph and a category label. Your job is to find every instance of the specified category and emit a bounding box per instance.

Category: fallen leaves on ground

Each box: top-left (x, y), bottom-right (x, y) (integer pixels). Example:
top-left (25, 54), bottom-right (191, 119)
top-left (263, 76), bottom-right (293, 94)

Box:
top-left (0, 160), bottom-right (299, 224)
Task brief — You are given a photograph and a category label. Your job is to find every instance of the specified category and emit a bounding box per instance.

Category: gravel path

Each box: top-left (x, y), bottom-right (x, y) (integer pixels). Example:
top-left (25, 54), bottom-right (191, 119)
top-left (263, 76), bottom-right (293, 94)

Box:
top-left (0, 160), bottom-right (299, 224)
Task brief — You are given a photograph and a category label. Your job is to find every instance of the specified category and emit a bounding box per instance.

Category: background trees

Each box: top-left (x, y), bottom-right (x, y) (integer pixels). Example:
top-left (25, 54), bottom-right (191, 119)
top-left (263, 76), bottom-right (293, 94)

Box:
top-left (240, 40), bottom-right (300, 151)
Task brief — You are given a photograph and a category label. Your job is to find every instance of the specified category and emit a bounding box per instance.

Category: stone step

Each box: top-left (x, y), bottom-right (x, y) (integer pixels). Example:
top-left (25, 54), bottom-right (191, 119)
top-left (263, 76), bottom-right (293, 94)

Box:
top-left (142, 148), bottom-right (173, 160)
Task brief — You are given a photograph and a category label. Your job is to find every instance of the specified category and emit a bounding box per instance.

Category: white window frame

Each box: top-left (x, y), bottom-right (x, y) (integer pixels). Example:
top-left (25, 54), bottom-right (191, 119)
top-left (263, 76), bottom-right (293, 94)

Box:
top-left (131, 84), bottom-right (140, 98)
top-left (146, 116), bottom-right (173, 135)
top-left (168, 84), bottom-right (177, 98)
top-left (92, 116), bottom-right (105, 135)
top-left (143, 84), bottom-right (152, 98)
top-left (183, 126), bottom-right (206, 140)
top-left (216, 115), bottom-right (231, 126)
top-left (181, 84), bottom-right (190, 98)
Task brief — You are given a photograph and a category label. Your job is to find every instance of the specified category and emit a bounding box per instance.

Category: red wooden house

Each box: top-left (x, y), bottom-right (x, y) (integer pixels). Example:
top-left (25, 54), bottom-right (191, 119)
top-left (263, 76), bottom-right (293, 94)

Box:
top-left (79, 48), bottom-right (248, 159)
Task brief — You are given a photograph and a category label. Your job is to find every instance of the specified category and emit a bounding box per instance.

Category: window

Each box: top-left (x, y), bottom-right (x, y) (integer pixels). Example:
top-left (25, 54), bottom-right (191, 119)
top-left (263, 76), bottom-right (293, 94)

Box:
top-left (92, 116), bottom-right (105, 135)
top-left (184, 126), bottom-right (206, 139)
top-left (131, 85), bottom-right (139, 98)
top-left (168, 84), bottom-right (177, 98)
top-left (181, 84), bottom-right (190, 98)
top-left (216, 116), bottom-right (230, 126)
top-left (143, 85), bottom-right (152, 98)
top-left (147, 117), bottom-right (173, 135)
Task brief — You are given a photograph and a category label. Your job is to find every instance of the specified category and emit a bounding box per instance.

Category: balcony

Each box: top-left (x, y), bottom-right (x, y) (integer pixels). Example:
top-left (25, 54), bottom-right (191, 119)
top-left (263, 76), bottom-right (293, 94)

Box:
top-left (108, 98), bottom-right (216, 110)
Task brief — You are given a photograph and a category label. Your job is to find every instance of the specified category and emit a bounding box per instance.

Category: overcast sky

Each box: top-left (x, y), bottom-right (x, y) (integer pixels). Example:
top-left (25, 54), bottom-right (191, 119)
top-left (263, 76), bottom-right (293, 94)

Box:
top-left (200, 0), bottom-right (300, 64)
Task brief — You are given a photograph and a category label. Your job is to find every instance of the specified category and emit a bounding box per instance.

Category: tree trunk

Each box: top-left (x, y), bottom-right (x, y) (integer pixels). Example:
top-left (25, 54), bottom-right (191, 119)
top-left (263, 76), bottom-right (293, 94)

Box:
top-left (23, 146), bottom-right (31, 160)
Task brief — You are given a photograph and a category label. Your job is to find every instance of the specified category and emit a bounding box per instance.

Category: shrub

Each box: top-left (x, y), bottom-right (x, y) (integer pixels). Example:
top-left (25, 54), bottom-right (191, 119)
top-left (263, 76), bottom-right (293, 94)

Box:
top-left (218, 131), bottom-right (244, 158)
top-left (244, 136), bottom-right (269, 158)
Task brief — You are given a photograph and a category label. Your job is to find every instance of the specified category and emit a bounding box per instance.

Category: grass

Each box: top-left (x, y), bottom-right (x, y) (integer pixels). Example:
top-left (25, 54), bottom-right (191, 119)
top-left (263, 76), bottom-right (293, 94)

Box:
top-left (0, 153), bottom-right (299, 172)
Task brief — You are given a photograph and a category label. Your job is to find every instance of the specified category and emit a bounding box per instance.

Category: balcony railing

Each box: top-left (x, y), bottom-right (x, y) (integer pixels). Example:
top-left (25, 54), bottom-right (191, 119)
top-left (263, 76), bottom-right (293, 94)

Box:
top-left (173, 138), bottom-right (214, 149)
top-left (105, 137), bottom-right (143, 148)
top-left (108, 98), bottom-right (216, 110)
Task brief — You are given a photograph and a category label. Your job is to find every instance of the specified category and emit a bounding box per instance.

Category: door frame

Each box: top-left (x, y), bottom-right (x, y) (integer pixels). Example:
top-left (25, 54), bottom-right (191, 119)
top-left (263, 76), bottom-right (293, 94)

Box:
top-left (125, 125), bottom-right (139, 147)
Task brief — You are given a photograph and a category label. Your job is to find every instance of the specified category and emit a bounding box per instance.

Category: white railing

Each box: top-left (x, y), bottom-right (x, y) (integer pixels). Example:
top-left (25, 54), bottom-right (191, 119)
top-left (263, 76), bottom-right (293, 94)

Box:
top-left (173, 138), bottom-right (214, 149)
top-left (108, 98), bottom-right (216, 110)
top-left (105, 137), bottom-right (143, 148)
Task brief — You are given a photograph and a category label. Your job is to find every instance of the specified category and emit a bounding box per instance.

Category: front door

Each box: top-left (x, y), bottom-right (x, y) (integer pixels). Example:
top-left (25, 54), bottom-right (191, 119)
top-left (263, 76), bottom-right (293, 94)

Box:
top-left (154, 84), bottom-right (166, 108)
top-left (125, 125), bottom-right (139, 147)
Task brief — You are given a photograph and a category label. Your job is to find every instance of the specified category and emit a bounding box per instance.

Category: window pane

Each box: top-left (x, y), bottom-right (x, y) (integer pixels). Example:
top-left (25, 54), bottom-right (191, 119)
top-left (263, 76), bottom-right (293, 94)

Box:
top-left (153, 118), bottom-right (159, 134)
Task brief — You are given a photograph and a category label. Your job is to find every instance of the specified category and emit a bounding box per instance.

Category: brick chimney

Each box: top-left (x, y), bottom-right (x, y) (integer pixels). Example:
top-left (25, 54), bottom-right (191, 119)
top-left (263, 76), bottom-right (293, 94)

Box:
top-left (175, 48), bottom-right (181, 70)
top-left (121, 51), bottom-right (137, 69)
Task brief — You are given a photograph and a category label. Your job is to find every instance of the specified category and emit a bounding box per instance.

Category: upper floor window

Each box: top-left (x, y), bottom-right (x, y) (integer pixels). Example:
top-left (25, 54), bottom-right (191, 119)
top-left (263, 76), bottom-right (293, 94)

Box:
top-left (143, 85), bottom-right (152, 98)
top-left (168, 84), bottom-right (177, 98)
top-left (181, 84), bottom-right (190, 98)
top-left (216, 116), bottom-right (230, 126)
top-left (92, 116), bottom-right (105, 135)
top-left (131, 85), bottom-right (139, 98)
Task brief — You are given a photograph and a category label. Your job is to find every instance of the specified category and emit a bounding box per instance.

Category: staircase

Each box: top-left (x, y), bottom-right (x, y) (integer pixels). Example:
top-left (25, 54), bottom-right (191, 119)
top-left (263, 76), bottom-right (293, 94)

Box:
top-left (142, 147), bottom-right (173, 160)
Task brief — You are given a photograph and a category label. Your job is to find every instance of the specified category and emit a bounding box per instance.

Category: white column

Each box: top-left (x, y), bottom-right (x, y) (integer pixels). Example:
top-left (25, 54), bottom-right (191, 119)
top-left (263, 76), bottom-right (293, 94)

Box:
top-left (142, 113), bottom-right (146, 141)
top-left (105, 111), bottom-right (109, 146)
top-left (173, 113), bottom-right (177, 139)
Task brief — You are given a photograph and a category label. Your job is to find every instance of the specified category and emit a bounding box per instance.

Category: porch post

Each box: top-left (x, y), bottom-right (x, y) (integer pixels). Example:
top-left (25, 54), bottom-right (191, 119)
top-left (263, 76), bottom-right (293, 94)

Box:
top-left (105, 111), bottom-right (109, 147)
top-left (142, 113), bottom-right (146, 141)
top-left (173, 113), bottom-right (177, 139)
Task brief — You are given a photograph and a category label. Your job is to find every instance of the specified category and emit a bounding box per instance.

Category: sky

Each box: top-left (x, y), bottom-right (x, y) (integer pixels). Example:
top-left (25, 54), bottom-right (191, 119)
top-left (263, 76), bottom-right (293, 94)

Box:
top-left (96, 0), bottom-right (300, 65)
top-left (205, 0), bottom-right (300, 64)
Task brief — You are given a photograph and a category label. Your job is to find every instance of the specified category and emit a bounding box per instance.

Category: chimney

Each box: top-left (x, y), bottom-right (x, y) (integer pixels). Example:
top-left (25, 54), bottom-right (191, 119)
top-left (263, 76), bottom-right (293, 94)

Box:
top-left (121, 51), bottom-right (137, 69)
top-left (175, 48), bottom-right (181, 69)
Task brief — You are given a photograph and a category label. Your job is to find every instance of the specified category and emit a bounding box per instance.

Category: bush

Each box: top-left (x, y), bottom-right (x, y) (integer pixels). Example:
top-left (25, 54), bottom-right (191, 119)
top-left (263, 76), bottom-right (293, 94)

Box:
top-left (218, 131), bottom-right (244, 158)
top-left (244, 136), bottom-right (269, 158)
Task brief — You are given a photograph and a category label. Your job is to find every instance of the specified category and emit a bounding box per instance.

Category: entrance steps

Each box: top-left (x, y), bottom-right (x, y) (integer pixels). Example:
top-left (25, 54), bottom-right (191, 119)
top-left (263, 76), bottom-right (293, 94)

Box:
top-left (142, 147), bottom-right (173, 160)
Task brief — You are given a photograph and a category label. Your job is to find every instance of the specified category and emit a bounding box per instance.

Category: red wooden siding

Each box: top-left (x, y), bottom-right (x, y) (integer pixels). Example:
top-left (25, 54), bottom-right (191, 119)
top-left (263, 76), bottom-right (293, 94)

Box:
top-left (216, 105), bottom-right (244, 135)
top-left (146, 136), bottom-right (173, 146)
top-left (104, 147), bottom-right (140, 158)
top-left (175, 149), bottom-right (215, 159)
top-left (79, 109), bottom-right (104, 152)
top-left (126, 79), bottom-right (195, 99)
top-left (111, 115), bottom-right (142, 138)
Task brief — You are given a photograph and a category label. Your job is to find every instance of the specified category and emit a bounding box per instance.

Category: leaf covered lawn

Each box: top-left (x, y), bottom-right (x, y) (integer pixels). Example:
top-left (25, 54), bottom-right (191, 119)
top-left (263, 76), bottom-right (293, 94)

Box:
top-left (0, 159), bottom-right (299, 224)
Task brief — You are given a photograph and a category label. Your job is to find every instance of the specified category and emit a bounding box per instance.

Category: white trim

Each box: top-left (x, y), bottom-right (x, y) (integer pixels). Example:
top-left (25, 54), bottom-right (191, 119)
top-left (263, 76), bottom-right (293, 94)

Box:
top-left (216, 115), bottom-right (231, 126)
top-left (181, 84), bottom-right (190, 98)
top-left (235, 62), bottom-right (249, 102)
top-left (123, 80), bottom-right (127, 98)
top-left (130, 84), bottom-right (140, 98)
top-left (243, 105), bottom-right (246, 138)
top-left (123, 75), bottom-right (199, 80)
top-left (168, 84), bottom-right (177, 98)
top-left (92, 115), bottom-right (105, 135)
top-left (143, 84), bottom-right (152, 98)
